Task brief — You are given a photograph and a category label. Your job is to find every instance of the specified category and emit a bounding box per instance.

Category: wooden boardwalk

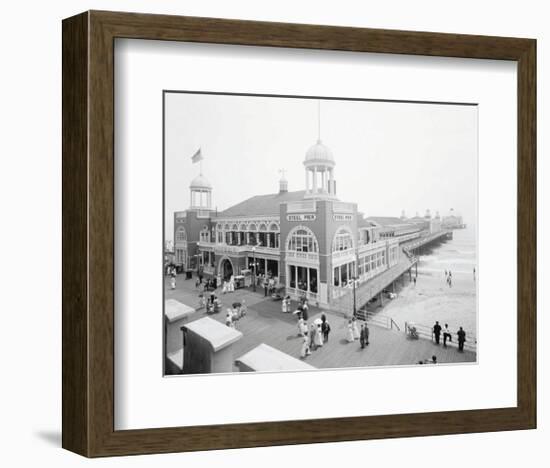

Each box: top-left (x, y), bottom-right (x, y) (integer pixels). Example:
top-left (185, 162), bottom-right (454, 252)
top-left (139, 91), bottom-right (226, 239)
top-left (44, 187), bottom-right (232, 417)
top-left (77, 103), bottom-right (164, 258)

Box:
top-left (165, 277), bottom-right (476, 373)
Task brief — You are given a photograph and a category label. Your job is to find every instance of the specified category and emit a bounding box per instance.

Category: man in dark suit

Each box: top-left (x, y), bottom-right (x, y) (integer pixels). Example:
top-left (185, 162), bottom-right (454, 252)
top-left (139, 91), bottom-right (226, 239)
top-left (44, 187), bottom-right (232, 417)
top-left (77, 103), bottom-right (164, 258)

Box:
top-left (457, 327), bottom-right (466, 352)
top-left (433, 321), bottom-right (442, 345)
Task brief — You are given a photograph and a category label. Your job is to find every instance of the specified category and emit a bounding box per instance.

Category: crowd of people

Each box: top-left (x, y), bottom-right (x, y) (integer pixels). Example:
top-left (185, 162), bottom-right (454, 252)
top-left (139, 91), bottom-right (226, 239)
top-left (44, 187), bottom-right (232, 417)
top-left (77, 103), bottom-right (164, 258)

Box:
top-left (298, 313), bottom-right (332, 358)
top-left (169, 268), bottom-right (472, 365)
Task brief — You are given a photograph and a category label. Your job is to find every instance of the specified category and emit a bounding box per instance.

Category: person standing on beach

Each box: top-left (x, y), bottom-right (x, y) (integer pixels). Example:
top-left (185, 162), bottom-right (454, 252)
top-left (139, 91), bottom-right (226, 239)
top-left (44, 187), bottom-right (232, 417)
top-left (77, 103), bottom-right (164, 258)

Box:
top-left (433, 321), bottom-right (442, 345)
top-left (457, 327), bottom-right (466, 352)
top-left (413, 277), bottom-right (417, 286)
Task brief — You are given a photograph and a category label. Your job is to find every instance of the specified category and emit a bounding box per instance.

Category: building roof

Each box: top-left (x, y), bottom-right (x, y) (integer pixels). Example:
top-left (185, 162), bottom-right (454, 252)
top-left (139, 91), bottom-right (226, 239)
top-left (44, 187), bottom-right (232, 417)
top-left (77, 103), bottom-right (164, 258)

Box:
top-left (218, 190), bottom-right (307, 217)
top-left (365, 216), bottom-right (409, 227)
top-left (164, 299), bottom-right (195, 323)
top-left (183, 317), bottom-right (242, 351)
top-left (235, 343), bottom-right (316, 372)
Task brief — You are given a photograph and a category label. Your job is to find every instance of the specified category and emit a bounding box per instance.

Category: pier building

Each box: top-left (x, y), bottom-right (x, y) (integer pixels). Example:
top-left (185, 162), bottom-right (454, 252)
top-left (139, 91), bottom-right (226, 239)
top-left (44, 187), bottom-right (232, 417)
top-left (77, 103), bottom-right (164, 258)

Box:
top-left (173, 138), bottom-right (450, 312)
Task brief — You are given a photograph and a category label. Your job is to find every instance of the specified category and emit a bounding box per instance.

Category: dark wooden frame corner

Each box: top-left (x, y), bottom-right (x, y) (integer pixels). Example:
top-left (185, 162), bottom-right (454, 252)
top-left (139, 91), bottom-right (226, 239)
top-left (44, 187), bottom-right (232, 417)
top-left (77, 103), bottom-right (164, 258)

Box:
top-left (62, 10), bottom-right (536, 457)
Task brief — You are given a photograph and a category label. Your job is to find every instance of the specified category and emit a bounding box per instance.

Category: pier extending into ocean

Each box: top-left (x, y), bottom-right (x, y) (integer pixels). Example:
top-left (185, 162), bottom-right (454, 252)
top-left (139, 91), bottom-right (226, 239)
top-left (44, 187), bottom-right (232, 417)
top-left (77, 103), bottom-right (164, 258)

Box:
top-left (329, 230), bottom-right (452, 316)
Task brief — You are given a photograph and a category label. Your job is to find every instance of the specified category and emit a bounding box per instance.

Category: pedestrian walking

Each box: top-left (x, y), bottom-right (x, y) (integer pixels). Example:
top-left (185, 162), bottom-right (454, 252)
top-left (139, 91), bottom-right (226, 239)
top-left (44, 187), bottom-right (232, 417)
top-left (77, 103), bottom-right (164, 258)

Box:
top-left (346, 320), bottom-right (355, 343)
top-left (314, 323), bottom-right (324, 348)
top-left (433, 321), bottom-right (442, 345)
top-left (364, 323), bottom-right (370, 346)
top-left (359, 324), bottom-right (366, 349)
top-left (170, 276), bottom-right (176, 290)
top-left (352, 316), bottom-right (360, 340)
top-left (321, 314), bottom-right (331, 343)
top-left (443, 323), bottom-right (452, 347)
top-left (310, 323), bottom-right (316, 350)
top-left (457, 327), bottom-right (466, 352)
top-left (301, 332), bottom-right (311, 358)
top-left (263, 278), bottom-right (268, 297)
top-left (297, 318), bottom-right (305, 337)
top-left (225, 310), bottom-right (233, 328)
top-left (413, 277), bottom-right (417, 286)
top-left (301, 303), bottom-right (309, 322)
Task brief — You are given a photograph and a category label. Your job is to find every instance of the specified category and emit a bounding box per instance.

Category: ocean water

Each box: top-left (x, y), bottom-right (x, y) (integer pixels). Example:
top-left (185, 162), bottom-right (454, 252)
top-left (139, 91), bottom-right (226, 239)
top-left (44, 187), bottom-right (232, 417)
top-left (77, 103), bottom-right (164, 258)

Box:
top-left (380, 226), bottom-right (478, 336)
top-left (417, 226), bottom-right (477, 276)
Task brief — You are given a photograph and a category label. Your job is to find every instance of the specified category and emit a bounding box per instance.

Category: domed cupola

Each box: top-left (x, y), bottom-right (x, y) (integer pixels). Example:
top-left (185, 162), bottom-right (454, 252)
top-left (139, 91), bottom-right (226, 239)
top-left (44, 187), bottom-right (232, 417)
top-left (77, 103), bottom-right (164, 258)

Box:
top-left (303, 101), bottom-right (337, 200)
top-left (305, 139), bottom-right (335, 165)
top-left (190, 174), bottom-right (212, 190)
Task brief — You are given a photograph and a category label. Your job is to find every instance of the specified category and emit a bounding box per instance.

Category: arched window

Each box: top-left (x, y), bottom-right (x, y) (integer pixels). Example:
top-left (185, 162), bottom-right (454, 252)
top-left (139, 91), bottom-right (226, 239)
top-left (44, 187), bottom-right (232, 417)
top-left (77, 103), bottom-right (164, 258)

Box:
top-left (239, 223), bottom-right (247, 231)
top-left (287, 226), bottom-right (318, 253)
top-left (333, 227), bottom-right (354, 252)
top-left (258, 223), bottom-right (267, 232)
top-left (199, 226), bottom-right (210, 242)
top-left (269, 222), bottom-right (279, 232)
top-left (175, 226), bottom-right (187, 242)
top-left (248, 223), bottom-right (257, 232)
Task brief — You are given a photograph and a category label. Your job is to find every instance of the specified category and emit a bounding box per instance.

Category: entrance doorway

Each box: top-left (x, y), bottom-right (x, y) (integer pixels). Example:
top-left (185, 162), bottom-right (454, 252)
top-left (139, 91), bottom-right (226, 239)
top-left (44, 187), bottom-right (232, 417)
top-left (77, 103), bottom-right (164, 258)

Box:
top-left (220, 258), bottom-right (233, 281)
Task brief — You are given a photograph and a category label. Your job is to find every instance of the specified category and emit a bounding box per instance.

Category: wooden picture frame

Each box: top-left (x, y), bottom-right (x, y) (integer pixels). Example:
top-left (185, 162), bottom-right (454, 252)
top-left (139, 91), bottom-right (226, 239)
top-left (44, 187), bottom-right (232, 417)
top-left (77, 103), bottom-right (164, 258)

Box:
top-left (62, 10), bottom-right (536, 457)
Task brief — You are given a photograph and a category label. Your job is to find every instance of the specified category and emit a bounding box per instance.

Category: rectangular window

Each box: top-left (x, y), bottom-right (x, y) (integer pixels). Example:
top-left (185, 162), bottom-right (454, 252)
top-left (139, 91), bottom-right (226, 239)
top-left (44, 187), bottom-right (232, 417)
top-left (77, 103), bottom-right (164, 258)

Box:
top-left (309, 268), bottom-right (318, 293)
top-left (289, 265), bottom-right (296, 289)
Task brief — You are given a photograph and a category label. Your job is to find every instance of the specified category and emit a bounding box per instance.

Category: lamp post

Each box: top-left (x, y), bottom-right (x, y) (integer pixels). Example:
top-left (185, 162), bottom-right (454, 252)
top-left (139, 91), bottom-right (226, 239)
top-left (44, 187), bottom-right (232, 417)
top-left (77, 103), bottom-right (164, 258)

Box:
top-left (252, 246), bottom-right (256, 292)
top-left (352, 276), bottom-right (357, 318)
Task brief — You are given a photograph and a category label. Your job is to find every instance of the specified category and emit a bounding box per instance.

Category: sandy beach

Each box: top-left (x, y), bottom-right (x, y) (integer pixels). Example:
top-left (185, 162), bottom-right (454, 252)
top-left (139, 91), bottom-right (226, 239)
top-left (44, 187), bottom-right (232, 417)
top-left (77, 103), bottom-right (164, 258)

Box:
top-left (378, 265), bottom-right (477, 337)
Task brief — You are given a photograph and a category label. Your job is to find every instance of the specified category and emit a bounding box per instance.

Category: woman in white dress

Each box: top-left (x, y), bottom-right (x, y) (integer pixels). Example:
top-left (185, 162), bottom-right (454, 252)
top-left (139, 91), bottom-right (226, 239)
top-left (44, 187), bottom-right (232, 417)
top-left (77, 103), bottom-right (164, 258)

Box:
top-left (301, 333), bottom-right (311, 358)
top-left (297, 318), bottom-right (305, 336)
top-left (314, 323), bottom-right (324, 348)
top-left (346, 320), bottom-right (355, 343)
top-left (225, 310), bottom-right (234, 328)
top-left (170, 276), bottom-right (176, 290)
top-left (352, 317), bottom-right (360, 340)
top-left (282, 298), bottom-right (287, 313)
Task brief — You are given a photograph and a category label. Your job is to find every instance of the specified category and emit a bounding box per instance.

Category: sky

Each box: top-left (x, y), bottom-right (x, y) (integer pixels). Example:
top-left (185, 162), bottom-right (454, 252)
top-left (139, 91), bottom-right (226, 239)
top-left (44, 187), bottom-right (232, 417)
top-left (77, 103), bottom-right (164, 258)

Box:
top-left (164, 92), bottom-right (477, 242)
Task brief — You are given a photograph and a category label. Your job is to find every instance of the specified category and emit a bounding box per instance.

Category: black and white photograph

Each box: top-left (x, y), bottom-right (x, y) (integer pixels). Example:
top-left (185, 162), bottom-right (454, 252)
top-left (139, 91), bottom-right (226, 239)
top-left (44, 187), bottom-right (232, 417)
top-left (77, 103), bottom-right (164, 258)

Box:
top-left (163, 92), bottom-right (478, 375)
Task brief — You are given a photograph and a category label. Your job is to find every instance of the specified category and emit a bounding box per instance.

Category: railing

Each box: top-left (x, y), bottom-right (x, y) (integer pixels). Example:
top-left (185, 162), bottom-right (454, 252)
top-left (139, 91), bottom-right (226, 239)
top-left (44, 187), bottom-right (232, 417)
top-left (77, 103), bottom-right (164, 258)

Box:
top-left (355, 309), bottom-right (400, 331)
top-left (285, 251), bottom-right (319, 265)
top-left (253, 246), bottom-right (280, 256)
top-left (404, 322), bottom-right (477, 352)
top-left (286, 287), bottom-right (319, 303)
top-left (332, 249), bottom-right (356, 262)
top-left (196, 210), bottom-right (212, 218)
top-left (197, 241), bottom-right (215, 250)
